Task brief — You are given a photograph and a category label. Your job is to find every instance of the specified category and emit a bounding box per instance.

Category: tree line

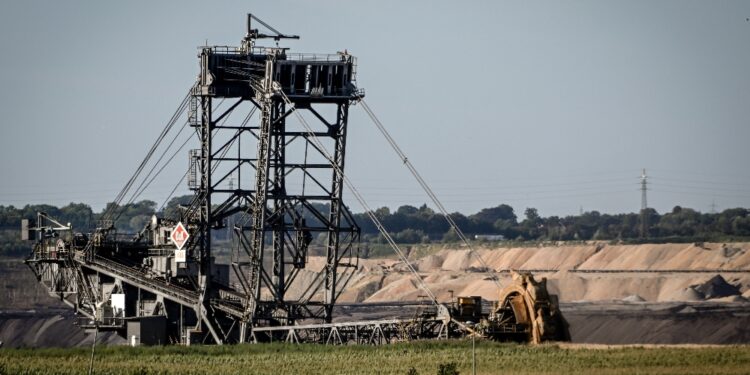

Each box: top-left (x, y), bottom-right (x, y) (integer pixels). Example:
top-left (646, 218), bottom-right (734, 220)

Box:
top-left (1, 195), bottom-right (749, 257)
top-left (354, 204), bottom-right (750, 244)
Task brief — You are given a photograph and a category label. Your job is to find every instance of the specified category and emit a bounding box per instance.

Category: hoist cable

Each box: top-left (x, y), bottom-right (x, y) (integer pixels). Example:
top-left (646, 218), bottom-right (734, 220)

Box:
top-left (359, 99), bottom-right (503, 290)
top-left (276, 88), bottom-right (439, 305)
top-left (103, 87), bottom-right (193, 222)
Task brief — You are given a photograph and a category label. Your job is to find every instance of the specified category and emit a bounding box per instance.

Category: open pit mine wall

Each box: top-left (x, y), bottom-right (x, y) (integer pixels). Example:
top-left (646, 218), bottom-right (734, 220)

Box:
top-left (326, 242), bottom-right (750, 303)
top-left (2, 242), bottom-right (750, 346)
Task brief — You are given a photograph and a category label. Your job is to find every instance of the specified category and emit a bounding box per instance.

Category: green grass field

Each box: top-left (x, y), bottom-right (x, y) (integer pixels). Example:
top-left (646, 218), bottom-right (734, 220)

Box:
top-left (1, 341), bottom-right (749, 375)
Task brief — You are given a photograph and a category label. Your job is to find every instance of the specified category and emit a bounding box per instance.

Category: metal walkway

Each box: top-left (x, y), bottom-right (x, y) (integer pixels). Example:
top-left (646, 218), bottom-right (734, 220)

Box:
top-left (82, 255), bottom-right (199, 307)
top-left (251, 316), bottom-right (453, 345)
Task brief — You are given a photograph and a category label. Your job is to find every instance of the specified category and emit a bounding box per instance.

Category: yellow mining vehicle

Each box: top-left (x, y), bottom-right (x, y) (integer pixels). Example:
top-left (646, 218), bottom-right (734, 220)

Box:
top-left (451, 272), bottom-right (568, 343)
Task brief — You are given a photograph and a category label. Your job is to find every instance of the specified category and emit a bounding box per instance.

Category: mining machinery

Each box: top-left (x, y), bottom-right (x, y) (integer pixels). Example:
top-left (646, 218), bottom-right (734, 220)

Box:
top-left (483, 272), bottom-right (568, 343)
top-left (23, 14), bottom-right (567, 346)
top-left (25, 14), bottom-right (362, 345)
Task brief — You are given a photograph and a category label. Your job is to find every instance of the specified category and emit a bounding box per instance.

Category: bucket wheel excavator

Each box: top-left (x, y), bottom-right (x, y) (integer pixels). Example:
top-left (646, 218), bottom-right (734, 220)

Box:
top-left (484, 271), bottom-right (568, 343)
top-left (450, 271), bottom-right (568, 343)
top-left (21, 12), bottom-right (568, 346)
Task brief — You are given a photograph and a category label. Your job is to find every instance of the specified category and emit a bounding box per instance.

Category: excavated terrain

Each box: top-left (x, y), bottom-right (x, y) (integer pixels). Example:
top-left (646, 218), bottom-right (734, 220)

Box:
top-left (304, 242), bottom-right (750, 344)
top-left (0, 259), bottom-right (125, 347)
top-left (2, 242), bottom-right (749, 346)
top-left (324, 242), bottom-right (750, 304)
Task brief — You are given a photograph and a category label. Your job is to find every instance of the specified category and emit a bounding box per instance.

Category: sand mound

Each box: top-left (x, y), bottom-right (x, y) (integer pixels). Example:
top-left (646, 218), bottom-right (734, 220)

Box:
top-left (722, 246), bottom-right (744, 257)
top-left (456, 278), bottom-right (501, 299)
top-left (577, 243), bottom-right (750, 270)
top-left (512, 246), bottom-right (598, 270)
top-left (415, 254), bottom-right (444, 272)
top-left (293, 243), bottom-right (750, 304)
top-left (694, 275), bottom-right (741, 299)
top-left (677, 305), bottom-right (698, 314)
top-left (621, 294), bottom-right (645, 302)
top-left (434, 242), bottom-right (750, 272)
top-left (667, 287), bottom-right (705, 302)
top-left (441, 250), bottom-right (474, 271)
top-left (365, 277), bottom-right (420, 302)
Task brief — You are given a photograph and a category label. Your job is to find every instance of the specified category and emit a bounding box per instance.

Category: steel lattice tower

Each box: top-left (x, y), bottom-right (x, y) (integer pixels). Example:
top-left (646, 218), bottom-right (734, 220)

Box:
top-left (640, 168), bottom-right (648, 238)
top-left (185, 14), bottom-right (363, 343)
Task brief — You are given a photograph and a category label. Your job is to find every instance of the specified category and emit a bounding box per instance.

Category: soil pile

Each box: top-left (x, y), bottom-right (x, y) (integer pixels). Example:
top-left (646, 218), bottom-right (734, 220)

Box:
top-left (563, 302), bottom-right (750, 344)
top-left (339, 242), bottom-right (750, 304)
top-left (694, 275), bottom-right (741, 299)
top-left (0, 310), bottom-right (124, 348)
top-left (667, 287), bottom-right (705, 302)
top-left (621, 294), bottom-right (645, 302)
top-left (3, 242), bottom-right (750, 347)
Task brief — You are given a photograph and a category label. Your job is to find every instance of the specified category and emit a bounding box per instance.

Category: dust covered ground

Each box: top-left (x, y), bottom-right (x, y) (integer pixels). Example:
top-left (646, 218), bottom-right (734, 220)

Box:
top-left (1, 242), bottom-right (749, 347)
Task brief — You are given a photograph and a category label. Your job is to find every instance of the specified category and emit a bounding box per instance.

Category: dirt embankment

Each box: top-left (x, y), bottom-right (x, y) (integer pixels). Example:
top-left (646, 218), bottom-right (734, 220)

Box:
top-left (323, 242), bottom-right (750, 345)
top-left (0, 259), bottom-right (125, 348)
top-left (3, 243), bottom-right (750, 346)
top-left (0, 310), bottom-right (123, 348)
top-left (304, 242), bottom-right (750, 304)
top-left (561, 302), bottom-right (750, 344)
top-left (0, 259), bottom-right (68, 310)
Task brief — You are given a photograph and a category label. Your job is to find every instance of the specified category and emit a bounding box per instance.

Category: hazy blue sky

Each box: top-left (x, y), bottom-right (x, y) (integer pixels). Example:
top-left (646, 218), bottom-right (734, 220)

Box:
top-left (1, 0), bottom-right (749, 217)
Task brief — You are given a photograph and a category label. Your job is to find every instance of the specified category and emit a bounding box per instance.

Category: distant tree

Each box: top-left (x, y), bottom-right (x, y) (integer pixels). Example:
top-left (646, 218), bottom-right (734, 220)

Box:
top-left (396, 205), bottom-right (419, 216)
top-left (542, 216), bottom-right (565, 241)
top-left (732, 215), bottom-right (750, 236)
top-left (718, 208), bottom-right (749, 235)
top-left (576, 211), bottom-right (602, 240)
top-left (417, 204), bottom-right (435, 217)
top-left (162, 194), bottom-right (195, 220)
top-left (524, 207), bottom-right (540, 222)
top-left (472, 204), bottom-right (517, 225)
top-left (520, 208), bottom-right (542, 239)
top-left (374, 206), bottom-right (391, 218)
top-left (618, 213), bottom-right (640, 239)
top-left (108, 200), bottom-right (157, 232)
top-left (448, 212), bottom-right (470, 232)
top-left (658, 206), bottom-right (701, 237)
top-left (442, 228), bottom-right (459, 242)
top-left (638, 208), bottom-right (661, 238)
top-left (394, 229), bottom-right (425, 243)
top-left (129, 215), bottom-right (149, 232)
top-left (59, 202), bottom-right (94, 230)
top-left (493, 218), bottom-right (518, 238)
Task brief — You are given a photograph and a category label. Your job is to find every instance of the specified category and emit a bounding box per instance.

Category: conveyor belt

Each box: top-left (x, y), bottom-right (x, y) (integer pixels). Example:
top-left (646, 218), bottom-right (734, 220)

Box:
top-left (80, 256), bottom-right (199, 306)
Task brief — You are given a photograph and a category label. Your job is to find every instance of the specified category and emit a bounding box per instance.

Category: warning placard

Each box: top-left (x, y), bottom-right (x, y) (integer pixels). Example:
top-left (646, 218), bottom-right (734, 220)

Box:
top-left (175, 249), bottom-right (186, 263)
top-left (171, 222), bottom-right (190, 251)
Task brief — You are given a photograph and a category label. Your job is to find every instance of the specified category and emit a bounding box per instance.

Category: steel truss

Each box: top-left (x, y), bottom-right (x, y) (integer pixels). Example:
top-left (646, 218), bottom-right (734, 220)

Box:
top-left (24, 15), bottom-right (365, 346)
top-left (184, 25), bottom-right (363, 343)
top-left (252, 317), bottom-right (455, 345)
